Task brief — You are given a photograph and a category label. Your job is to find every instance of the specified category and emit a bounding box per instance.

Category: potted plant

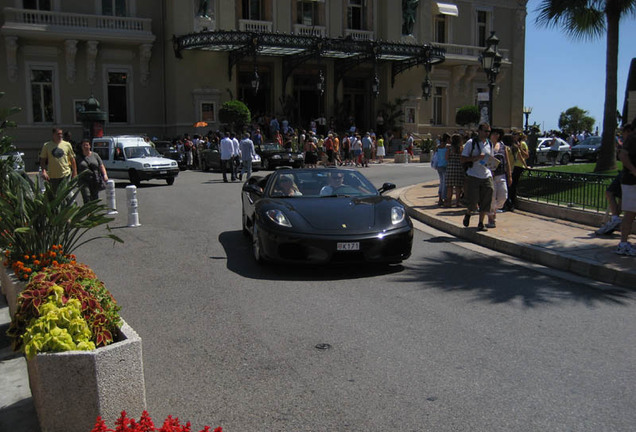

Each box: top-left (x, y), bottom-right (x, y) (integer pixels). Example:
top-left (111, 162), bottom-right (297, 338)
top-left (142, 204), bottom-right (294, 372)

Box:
top-left (419, 138), bottom-right (434, 162)
top-left (7, 262), bottom-right (146, 432)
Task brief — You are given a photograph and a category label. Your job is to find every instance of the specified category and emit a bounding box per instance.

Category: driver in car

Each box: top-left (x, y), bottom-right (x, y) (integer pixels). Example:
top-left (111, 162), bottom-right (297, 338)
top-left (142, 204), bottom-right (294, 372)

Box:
top-left (320, 172), bottom-right (346, 196)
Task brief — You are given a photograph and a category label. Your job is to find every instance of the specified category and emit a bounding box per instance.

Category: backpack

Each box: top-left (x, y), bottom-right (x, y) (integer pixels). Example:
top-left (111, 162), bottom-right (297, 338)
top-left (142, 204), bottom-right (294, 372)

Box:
top-left (462, 140), bottom-right (476, 172)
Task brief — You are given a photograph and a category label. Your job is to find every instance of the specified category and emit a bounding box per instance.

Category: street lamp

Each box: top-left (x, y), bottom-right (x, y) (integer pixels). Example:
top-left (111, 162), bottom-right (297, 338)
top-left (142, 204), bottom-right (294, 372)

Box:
top-left (371, 73), bottom-right (380, 98)
top-left (421, 76), bottom-right (432, 100)
top-left (317, 70), bottom-right (325, 96)
top-left (480, 31), bottom-right (502, 126)
top-left (251, 65), bottom-right (260, 94)
top-left (523, 106), bottom-right (533, 132)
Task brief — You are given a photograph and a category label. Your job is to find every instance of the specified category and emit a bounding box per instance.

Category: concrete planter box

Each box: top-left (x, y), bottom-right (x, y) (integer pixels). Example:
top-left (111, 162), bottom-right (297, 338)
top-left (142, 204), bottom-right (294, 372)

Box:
top-left (420, 152), bottom-right (431, 163)
top-left (394, 153), bottom-right (411, 163)
top-left (0, 264), bottom-right (26, 318)
top-left (27, 319), bottom-right (147, 432)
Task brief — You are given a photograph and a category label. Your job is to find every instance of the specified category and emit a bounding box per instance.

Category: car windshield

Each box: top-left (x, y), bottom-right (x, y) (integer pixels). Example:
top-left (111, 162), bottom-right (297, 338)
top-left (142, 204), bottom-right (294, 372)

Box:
top-left (262, 143), bottom-right (283, 152)
top-left (266, 169), bottom-right (377, 198)
top-left (125, 146), bottom-right (162, 158)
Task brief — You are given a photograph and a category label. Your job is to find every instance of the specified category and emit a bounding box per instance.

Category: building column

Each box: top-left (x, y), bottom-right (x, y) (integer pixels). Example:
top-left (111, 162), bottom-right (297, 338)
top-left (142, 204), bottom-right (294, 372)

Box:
top-left (139, 43), bottom-right (153, 86)
top-left (65, 40), bottom-right (78, 83)
top-left (5, 36), bottom-right (18, 83)
top-left (86, 41), bottom-right (99, 85)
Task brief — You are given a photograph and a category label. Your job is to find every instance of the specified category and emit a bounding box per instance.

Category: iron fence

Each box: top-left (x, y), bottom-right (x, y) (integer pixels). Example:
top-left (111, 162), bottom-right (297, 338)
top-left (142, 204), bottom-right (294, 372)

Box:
top-left (518, 169), bottom-right (615, 212)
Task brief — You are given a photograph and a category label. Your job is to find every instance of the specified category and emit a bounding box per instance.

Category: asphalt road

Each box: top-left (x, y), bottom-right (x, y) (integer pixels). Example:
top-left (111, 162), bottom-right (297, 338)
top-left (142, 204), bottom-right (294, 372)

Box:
top-left (74, 164), bottom-right (636, 432)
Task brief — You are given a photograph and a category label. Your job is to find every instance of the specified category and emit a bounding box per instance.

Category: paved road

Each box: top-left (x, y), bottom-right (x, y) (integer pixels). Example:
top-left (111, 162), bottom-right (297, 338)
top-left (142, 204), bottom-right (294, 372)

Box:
top-left (70, 165), bottom-right (636, 432)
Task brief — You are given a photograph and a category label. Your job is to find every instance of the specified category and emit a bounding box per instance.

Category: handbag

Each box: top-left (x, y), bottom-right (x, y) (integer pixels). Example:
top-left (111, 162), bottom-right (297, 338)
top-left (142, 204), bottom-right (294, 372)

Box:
top-left (430, 151), bottom-right (438, 169)
top-left (93, 169), bottom-right (107, 191)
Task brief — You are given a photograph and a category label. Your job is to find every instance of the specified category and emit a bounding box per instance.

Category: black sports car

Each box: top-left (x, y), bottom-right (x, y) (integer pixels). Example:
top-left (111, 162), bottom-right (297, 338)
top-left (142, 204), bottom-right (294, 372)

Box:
top-left (256, 142), bottom-right (304, 170)
top-left (241, 168), bottom-right (413, 264)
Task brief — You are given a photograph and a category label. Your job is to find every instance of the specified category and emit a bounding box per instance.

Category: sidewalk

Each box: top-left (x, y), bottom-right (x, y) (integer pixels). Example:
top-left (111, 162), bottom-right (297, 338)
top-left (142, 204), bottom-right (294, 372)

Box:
top-left (398, 181), bottom-right (636, 289)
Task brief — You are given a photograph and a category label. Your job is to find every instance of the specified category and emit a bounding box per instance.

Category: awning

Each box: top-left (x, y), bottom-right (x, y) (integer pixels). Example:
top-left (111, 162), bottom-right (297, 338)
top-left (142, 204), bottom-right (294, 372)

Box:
top-left (436, 2), bottom-right (459, 17)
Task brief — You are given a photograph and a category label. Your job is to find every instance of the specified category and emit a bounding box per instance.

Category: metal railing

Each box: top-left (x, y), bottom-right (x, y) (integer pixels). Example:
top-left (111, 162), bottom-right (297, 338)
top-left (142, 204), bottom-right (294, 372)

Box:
top-left (518, 169), bottom-right (614, 212)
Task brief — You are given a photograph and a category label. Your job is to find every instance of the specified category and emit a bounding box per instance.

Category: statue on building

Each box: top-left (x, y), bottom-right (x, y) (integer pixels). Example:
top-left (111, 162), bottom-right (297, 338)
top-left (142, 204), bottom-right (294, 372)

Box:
top-left (402, 0), bottom-right (420, 35)
top-left (196, 0), bottom-right (209, 18)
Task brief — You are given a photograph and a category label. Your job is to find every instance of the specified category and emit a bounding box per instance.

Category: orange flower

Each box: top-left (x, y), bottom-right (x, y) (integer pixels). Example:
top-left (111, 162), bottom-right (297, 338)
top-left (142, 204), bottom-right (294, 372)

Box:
top-left (33, 260), bottom-right (40, 266)
top-left (52, 260), bottom-right (59, 266)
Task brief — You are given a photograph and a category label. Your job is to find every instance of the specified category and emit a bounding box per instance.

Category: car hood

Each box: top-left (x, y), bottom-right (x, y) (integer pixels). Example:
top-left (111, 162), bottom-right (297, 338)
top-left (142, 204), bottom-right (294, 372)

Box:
top-left (263, 195), bottom-right (401, 232)
top-left (127, 156), bottom-right (176, 165)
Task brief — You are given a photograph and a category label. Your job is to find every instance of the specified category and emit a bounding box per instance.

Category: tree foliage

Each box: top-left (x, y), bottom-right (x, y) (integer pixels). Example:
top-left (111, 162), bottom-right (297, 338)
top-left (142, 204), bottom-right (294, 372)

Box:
top-left (218, 100), bottom-right (251, 131)
top-left (455, 105), bottom-right (480, 127)
top-left (558, 106), bottom-right (595, 135)
top-left (536, 0), bottom-right (636, 172)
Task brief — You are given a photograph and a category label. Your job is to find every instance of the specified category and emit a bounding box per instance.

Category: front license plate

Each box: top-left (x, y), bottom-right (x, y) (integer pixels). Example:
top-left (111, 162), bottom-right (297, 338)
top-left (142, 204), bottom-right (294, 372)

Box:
top-left (159, 171), bottom-right (167, 174)
top-left (337, 242), bottom-right (360, 251)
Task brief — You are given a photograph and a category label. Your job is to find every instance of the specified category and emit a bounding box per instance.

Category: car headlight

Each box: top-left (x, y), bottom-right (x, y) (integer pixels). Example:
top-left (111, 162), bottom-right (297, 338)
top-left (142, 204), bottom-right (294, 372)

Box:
top-left (272, 155), bottom-right (281, 159)
top-left (391, 206), bottom-right (406, 224)
top-left (171, 161), bottom-right (177, 166)
top-left (266, 209), bottom-right (292, 227)
top-left (143, 163), bottom-right (150, 168)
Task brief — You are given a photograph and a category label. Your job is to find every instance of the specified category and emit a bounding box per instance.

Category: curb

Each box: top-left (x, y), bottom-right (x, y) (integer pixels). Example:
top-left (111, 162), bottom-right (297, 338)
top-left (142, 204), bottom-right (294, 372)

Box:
top-left (398, 187), bottom-right (636, 289)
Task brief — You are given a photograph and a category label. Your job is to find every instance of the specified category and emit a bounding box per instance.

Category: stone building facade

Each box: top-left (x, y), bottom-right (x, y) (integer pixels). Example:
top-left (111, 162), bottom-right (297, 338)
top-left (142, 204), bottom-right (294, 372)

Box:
top-left (1, 0), bottom-right (527, 168)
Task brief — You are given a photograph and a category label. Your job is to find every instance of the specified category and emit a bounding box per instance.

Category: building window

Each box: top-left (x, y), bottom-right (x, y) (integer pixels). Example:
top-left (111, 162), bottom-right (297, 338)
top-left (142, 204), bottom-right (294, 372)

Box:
top-left (433, 87), bottom-right (445, 125)
top-left (200, 102), bottom-right (216, 123)
top-left (434, 14), bottom-right (446, 43)
top-left (297, 0), bottom-right (321, 26)
top-left (102, 0), bottom-right (127, 17)
top-left (242, 0), bottom-right (262, 20)
top-left (347, 0), bottom-right (366, 30)
top-left (476, 10), bottom-right (490, 47)
top-left (107, 71), bottom-right (128, 123)
top-left (30, 68), bottom-right (54, 123)
top-left (23, 0), bottom-right (51, 10)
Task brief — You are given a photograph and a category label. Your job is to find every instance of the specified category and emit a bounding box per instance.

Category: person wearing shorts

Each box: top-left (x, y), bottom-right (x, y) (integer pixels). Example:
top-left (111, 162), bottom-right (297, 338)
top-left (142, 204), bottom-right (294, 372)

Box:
top-left (616, 119), bottom-right (636, 255)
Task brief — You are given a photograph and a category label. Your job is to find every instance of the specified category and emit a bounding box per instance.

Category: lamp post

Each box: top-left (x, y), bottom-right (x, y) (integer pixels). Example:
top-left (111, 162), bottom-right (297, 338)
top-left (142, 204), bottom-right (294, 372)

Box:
top-left (523, 106), bottom-right (532, 132)
top-left (480, 31), bottom-right (502, 126)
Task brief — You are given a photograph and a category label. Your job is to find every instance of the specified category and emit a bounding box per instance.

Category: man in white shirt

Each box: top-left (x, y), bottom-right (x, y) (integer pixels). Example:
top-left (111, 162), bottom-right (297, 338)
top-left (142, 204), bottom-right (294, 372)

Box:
top-left (219, 132), bottom-right (235, 182)
top-left (238, 132), bottom-right (256, 181)
top-left (461, 123), bottom-right (494, 231)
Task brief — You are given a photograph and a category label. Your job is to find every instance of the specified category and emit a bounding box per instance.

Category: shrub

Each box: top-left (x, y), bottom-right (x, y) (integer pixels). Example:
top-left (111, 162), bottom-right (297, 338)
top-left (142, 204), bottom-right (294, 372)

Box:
top-left (8, 262), bottom-right (122, 354)
top-left (218, 100), bottom-right (251, 131)
top-left (455, 105), bottom-right (480, 127)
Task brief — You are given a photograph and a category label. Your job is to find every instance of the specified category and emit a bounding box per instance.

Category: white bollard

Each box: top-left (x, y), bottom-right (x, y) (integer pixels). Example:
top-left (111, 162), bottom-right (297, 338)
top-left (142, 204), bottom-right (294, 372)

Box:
top-left (125, 185), bottom-right (141, 227)
top-left (106, 180), bottom-right (118, 215)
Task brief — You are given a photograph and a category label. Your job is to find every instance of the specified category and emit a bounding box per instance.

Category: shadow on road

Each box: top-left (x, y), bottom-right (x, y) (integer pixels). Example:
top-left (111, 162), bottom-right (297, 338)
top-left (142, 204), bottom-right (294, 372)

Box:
top-left (219, 230), bottom-right (406, 281)
top-left (396, 237), bottom-right (633, 308)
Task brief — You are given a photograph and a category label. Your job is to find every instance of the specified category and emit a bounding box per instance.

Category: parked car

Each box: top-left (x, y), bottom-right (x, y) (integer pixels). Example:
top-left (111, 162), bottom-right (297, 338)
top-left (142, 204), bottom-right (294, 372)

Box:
top-left (241, 168), bottom-right (413, 264)
top-left (535, 137), bottom-right (571, 165)
top-left (92, 136), bottom-right (179, 186)
top-left (0, 150), bottom-right (25, 173)
top-left (154, 140), bottom-right (186, 170)
top-left (200, 142), bottom-right (261, 172)
top-left (256, 142), bottom-right (304, 170)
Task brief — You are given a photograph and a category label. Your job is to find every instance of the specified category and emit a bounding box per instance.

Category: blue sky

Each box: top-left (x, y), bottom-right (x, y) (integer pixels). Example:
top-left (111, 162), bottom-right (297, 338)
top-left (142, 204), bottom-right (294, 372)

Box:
top-left (524, 0), bottom-right (636, 132)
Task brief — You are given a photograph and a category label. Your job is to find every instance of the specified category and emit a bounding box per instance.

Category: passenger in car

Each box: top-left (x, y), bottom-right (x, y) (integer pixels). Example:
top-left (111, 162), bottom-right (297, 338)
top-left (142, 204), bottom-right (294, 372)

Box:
top-left (274, 174), bottom-right (302, 196)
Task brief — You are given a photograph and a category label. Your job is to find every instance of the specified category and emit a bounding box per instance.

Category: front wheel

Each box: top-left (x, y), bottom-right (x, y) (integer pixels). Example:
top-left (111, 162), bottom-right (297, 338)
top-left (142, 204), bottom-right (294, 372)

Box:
top-left (166, 177), bottom-right (175, 185)
top-left (129, 170), bottom-right (141, 187)
top-left (560, 153), bottom-right (571, 165)
top-left (263, 159), bottom-right (271, 170)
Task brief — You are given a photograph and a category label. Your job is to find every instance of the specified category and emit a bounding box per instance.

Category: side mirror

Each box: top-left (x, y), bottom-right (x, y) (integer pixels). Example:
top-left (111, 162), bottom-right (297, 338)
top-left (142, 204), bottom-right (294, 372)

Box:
top-left (378, 182), bottom-right (396, 194)
top-left (245, 184), bottom-right (263, 195)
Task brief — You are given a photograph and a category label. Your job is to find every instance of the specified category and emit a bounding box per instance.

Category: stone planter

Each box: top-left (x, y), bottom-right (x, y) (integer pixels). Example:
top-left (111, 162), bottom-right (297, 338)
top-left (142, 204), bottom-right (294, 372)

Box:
top-left (394, 153), bottom-right (411, 163)
top-left (420, 152), bottom-right (431, 163)
top-left (0, 264), bottom-right (26, 318)
top-left (27, 319), bottom-right (147, 432)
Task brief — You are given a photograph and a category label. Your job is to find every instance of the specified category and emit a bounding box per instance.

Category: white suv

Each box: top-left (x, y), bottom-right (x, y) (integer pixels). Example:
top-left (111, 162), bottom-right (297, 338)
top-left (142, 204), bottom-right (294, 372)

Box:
top-left (92, 136), bottom-right (179, 186)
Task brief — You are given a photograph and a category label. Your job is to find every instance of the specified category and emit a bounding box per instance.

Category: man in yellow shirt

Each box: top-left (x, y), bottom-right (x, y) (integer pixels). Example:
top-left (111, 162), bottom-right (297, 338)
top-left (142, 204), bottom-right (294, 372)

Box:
top-left (40, 128), bottom-right (77, 193)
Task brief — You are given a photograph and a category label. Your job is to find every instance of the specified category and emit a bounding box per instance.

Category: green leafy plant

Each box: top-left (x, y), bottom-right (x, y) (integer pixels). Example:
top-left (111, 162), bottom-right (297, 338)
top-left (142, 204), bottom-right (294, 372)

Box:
top-left (218, 99), bottom-right (251, 131)
top-left (419, 138), bottom-right (435, 153)
top-left (8, 262), bottom-right (122, 354)
top-left (0, 172), bottom-right (122, 271)
top-left (22, 285), bottom-right (95, 359)
top-left (455, 105), bottom-right (480, 127)
top-left (381, 97), bottom-right (407, 137)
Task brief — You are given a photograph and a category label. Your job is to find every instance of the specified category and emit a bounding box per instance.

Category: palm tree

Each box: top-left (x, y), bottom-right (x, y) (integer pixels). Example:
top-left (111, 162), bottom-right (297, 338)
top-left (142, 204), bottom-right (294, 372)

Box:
top-left (536, 0), bottom-right (636, 172)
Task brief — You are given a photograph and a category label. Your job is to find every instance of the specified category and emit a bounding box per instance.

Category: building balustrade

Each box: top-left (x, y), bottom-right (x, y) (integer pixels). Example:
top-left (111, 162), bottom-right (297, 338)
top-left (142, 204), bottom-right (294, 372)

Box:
top-left (293, 24), bottom-right (326, 38)
top-left (344, 28), bottom-right (374, 41)
top-left (238, 19), bottom-right (273, 33)
top-left (3, 7), bottom-right (152, 35)
top-left (436, 42), bottom-right (509, 61)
